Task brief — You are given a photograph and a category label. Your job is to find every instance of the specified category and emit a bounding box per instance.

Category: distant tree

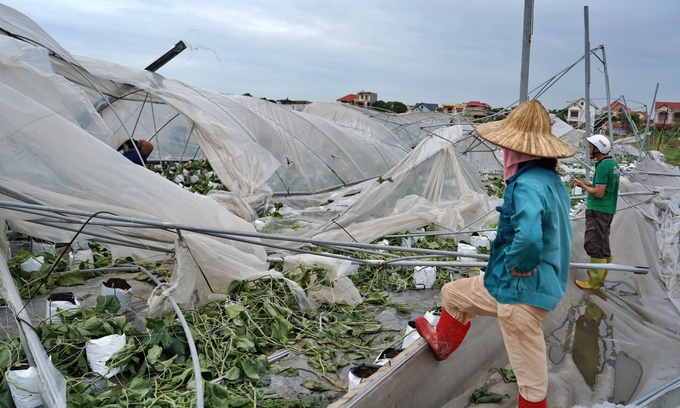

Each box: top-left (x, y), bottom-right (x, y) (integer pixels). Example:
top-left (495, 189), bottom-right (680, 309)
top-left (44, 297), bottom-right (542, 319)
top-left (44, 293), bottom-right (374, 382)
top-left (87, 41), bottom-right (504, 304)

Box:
top-left (384, 101), bottom-right (407, 113)
top-left (549, 108), bottom-right (568, 122)
top-left (487, 107), bottom-right (507, 122)
top-left (243, 93), bottom-right (252, 97)
top-left (374, 100), bottom-right (407, 113)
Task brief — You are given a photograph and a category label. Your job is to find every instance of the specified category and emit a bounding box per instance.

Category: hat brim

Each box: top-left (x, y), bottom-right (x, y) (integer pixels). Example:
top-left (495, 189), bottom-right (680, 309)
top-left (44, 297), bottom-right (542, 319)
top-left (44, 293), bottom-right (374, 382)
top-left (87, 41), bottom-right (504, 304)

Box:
top-left (116, 138), bottom-right (130, 151)
top-left (476, 119), bottom-right (577, 159)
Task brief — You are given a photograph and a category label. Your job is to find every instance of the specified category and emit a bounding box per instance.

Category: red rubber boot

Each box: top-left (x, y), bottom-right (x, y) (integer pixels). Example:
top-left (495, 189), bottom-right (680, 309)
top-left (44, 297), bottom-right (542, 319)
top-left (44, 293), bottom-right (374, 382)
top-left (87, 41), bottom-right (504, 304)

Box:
top-left (414, 308), bottom-right (470, 361)
top-left (519, 395), bottom-right (547, 408)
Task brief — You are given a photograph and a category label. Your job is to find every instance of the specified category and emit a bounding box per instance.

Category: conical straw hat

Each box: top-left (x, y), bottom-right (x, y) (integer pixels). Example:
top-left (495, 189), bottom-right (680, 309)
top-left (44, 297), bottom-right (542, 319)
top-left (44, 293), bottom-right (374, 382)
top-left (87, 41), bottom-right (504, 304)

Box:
top-left (475, 100), bottom-right (576, 158)
top-left (116, 138), bottom-right (130, 151)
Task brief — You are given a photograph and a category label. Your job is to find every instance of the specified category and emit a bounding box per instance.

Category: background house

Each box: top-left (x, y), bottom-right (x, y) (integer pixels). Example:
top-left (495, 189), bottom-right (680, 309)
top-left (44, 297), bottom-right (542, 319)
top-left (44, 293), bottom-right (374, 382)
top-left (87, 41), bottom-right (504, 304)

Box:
top-left (411, 103), bottom-right (439, 112)
top-left (654, 102), bottom-right (680, 130)
top-left (440, 101), bottom-right (490, 118)
top-left (442, 102), bottom-right (466, 114)
top-left (602, 120), bottom-right (627, 136)
top-left (600, 101), bottom-right (648, 136)
top-left (566, 98), bottom-right (598, 126)
top-left (336, 90), bottom-right (377, 107)
top-left (465, 101), bottom-right (491, 119)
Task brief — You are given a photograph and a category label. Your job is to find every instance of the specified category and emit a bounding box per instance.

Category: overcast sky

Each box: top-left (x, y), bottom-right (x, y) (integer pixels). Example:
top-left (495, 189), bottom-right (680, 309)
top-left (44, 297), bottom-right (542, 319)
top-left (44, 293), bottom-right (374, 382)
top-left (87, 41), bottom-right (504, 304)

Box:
top-left (2, 0), bottom-right (678, 112)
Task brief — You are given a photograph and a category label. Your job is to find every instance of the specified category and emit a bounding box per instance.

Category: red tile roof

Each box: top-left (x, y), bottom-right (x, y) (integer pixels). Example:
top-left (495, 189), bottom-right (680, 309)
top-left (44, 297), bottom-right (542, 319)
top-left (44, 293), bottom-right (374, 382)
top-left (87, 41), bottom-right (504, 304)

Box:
top-left (655, 101), bottom-right (680, 110)
top-left (606, 101), bottom-right (627, 111)
top-left (337, 94), bottom-right (357, 102)
top-left (466, 101), bottom-right (490, 108)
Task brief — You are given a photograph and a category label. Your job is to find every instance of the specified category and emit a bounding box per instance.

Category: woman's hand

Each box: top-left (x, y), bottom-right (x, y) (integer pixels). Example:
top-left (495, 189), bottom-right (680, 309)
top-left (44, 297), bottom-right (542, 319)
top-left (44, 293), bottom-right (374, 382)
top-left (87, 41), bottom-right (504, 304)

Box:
top-left (510, 267), bottom-right (536, 277)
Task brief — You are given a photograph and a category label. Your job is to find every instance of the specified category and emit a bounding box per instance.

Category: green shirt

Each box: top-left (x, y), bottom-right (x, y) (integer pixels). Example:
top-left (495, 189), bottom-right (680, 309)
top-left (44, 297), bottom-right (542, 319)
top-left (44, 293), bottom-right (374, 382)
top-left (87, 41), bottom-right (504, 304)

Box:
top-left (586, 157), bottom-right (620, 214)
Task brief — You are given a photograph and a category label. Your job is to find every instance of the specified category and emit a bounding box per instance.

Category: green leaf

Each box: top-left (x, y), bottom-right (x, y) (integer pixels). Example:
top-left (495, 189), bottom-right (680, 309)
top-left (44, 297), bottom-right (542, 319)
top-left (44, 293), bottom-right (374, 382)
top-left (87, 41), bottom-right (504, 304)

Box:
top-left (240, 360), bottom-right (260, 382)
top-left (489, 367), bottom-right (516, 383)
top-left (94, 295), bottom-right (120, 314)
top-left (224, 365), bottom-right (241, 381)
top-left (301, 380), bottom-right (331, 392)
top-left (236, 335), bottom-right (255, 351)
top-left (470, 383), bottom-right (510, 403)
top-left (146, 318), bottom-right (172, 348)
top-left (224, 302), bottom-right (245, 318)
top-left (56, 269), bottom-right (86, 286)
top-left (0, 381), bottom-right (13, 408)
top-left (269, 364), bottom-right (299, 377)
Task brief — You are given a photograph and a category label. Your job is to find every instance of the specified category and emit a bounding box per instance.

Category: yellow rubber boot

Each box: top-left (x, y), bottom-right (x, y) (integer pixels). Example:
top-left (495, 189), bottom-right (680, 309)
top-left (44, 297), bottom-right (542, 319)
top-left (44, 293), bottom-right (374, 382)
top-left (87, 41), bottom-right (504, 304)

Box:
top-left (602, 255), bottom-right (613, 283)
top-left (575, 258), bottom-right (608, 290)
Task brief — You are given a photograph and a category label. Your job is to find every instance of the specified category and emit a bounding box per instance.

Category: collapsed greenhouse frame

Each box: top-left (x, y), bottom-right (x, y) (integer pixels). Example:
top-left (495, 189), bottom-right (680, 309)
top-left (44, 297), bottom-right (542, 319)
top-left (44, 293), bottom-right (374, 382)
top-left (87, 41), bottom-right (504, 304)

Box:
top-left (1, 3), bottom-right (680, 408)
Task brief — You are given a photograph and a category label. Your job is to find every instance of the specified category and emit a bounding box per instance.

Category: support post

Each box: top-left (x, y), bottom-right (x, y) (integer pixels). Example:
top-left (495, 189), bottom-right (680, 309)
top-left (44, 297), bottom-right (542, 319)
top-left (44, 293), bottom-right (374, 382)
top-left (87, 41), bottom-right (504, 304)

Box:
top-left (584, 6), bottom-right (592, 179)
top-left (519, 0), bottom-right (534, 103)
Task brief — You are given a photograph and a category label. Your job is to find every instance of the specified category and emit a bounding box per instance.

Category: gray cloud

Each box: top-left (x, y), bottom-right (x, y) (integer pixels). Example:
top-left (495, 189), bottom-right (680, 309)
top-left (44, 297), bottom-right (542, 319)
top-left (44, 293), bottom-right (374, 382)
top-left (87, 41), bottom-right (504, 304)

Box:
top-left (3, 0), bottom-right (678, 111)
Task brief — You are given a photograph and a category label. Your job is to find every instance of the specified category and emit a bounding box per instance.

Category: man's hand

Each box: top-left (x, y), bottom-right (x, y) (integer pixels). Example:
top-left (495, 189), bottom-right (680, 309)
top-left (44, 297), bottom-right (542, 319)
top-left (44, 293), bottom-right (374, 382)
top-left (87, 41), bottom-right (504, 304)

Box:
top-left (510, 267), bottom-right (537, 277)
top-left (573, 178), bottom-right (590, 188)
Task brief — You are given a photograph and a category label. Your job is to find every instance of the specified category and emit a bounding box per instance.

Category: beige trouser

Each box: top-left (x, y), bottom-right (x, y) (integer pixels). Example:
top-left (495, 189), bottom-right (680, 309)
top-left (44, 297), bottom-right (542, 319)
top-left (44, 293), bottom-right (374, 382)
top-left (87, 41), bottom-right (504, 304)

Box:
top-left (441, 274), bottom-right (550, 401)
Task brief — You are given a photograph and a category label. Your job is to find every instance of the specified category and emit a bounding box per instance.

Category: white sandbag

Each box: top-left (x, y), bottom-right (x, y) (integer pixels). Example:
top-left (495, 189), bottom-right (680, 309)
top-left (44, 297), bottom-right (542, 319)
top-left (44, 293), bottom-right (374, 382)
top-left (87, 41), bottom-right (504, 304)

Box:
top-left (101, 278), bottom-right (133, 313)
top-left (348, 364), bottom-right (382, 391)
top-left (457, 242), bottom-right (478, 262)
top-left (481, 230), bottom-right (497, 242)
top-left (31, 240), bottom-right (54, 255)
top-left (470, 235), bottom-right (490, 250)
top-left (413, 266), bottom-right (436, 289)
top-left (7, 365), bottom-right (41, 408)
top-left (45, 292), bottom-right (80, 324)
top-left (86, 334), bottom-right (126, 378)
top-left (69, 248), bottom-right (93, 268)
top-left (20, 256), bottom-right (43, 272)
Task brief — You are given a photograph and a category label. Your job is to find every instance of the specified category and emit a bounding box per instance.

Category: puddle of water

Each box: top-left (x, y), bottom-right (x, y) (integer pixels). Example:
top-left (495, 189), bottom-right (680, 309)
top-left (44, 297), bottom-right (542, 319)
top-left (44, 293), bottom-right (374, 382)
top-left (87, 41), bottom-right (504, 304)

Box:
top-left (612, 351), bottom-right (643, 405)
top-left (547, 293), bottom-right (644, 403)
top-left (572, 301), bottom-right (608, 388)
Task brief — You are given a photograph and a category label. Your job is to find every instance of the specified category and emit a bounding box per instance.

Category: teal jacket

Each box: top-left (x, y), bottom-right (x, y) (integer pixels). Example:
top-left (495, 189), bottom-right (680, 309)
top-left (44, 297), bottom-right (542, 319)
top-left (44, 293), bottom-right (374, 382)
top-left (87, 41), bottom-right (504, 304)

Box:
top-left (484, 161), bottom-right (572, 311)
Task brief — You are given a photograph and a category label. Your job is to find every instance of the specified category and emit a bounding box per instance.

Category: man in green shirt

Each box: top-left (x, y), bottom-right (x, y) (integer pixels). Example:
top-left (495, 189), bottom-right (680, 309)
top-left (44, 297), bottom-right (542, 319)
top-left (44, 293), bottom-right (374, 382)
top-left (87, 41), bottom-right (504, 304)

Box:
top-left (573, 134), bottom-right (620, 289)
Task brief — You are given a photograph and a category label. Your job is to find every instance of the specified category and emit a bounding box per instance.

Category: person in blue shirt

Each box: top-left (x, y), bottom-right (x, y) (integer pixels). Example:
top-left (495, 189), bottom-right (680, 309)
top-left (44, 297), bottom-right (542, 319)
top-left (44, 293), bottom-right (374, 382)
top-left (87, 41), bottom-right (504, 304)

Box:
top-left (117, 138), bottom-right (154, 166)
top-left (415, 100), bottom-right (575, 408)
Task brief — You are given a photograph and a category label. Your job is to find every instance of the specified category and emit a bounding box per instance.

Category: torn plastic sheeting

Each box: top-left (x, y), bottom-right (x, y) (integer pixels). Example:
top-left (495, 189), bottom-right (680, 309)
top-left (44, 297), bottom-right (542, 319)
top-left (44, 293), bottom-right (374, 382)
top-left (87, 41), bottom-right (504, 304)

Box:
top-left (282, 254), bottom-right (362, 307)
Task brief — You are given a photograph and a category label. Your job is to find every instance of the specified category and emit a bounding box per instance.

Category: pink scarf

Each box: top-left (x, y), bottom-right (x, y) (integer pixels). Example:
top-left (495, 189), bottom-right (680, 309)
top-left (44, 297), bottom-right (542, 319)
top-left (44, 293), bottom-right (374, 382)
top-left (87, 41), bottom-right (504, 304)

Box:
top-left (503, 149), bottom-right (539, 183)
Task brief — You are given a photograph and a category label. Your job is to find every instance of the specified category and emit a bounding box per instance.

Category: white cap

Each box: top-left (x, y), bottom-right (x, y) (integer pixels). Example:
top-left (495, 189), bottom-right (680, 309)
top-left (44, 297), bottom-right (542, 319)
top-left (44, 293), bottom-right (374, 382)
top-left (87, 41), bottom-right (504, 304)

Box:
top-left (586, 134), bottom-right (612, 154)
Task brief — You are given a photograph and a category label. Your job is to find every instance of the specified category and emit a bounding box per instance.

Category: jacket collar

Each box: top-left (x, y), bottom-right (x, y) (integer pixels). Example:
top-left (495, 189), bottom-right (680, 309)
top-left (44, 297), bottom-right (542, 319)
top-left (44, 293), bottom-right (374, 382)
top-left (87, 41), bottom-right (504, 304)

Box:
top-left (506, 160), bottom-right (538, 185)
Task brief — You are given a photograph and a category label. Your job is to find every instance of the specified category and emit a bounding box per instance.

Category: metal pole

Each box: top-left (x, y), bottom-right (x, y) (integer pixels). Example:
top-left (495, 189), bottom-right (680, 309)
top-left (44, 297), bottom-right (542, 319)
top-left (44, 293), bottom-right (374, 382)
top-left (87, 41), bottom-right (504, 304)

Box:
top-left (601, 46), bottom-right (614, 140)
top-left (644, 83), bottom-right (660, 158)
top-left (519, 0), bottom-right (534, 103)
top-left (0, 253), bottom-right (66, 407)
top-left (584, 6), bottom-right (592, 179)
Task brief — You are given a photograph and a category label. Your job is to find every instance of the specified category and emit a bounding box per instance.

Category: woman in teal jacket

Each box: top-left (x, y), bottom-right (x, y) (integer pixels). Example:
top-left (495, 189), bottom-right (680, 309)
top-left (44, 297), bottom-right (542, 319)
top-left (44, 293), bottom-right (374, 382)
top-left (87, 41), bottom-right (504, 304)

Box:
top-left (415, 100), bottom-right (575, 408)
